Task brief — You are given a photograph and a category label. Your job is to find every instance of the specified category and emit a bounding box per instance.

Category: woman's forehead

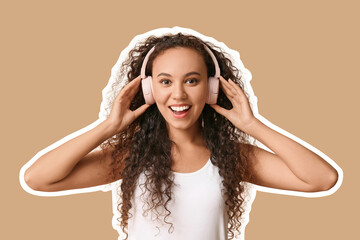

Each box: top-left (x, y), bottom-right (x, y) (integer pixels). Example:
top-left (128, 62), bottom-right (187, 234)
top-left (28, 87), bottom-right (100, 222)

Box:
top-left (152, 47), bottom-right (206, 73)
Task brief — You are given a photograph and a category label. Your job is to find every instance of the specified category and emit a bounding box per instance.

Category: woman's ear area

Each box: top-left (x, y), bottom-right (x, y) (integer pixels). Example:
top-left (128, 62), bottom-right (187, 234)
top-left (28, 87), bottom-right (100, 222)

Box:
top-left (150, 53), bottom-right (161, 81)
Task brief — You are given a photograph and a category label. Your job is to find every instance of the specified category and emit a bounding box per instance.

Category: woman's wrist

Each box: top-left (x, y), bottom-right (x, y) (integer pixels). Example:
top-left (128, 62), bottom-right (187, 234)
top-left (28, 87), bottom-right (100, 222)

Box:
top-left (242, 117), bottom-right (262, 136)
top-left (99, 119), bottom-right (119, 140)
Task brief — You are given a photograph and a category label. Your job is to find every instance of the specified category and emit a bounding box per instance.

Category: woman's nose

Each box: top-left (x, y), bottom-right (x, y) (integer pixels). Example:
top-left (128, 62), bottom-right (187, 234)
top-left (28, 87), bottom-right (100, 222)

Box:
top-left (172, 82), bottom-right (187, 99)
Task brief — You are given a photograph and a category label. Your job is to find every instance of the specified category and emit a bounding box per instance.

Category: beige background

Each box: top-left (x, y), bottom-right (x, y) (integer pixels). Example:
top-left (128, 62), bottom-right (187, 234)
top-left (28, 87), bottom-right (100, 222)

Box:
top-left (2, 0), bottom-right (358, 239)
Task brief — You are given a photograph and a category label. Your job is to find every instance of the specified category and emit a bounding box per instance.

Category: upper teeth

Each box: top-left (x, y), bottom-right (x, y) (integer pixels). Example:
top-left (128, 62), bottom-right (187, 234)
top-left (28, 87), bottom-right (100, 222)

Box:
top-left (170, 106), bottom-right (190, 111)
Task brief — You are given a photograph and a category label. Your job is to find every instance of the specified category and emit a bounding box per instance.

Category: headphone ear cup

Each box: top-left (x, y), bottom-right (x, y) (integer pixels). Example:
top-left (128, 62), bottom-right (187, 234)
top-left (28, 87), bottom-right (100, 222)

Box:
top-left (206, 77), bottom-right (220, 105)
top-left (141, 76), bottom-right (155, 105)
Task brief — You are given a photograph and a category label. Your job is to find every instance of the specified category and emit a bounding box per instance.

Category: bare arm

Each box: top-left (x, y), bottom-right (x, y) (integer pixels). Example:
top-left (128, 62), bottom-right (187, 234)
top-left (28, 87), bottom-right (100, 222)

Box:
top-left (24, 75), bottom-right (150, 192)
top-left (243, 119), bottom-right (339, 192)
top-left (210, 75), bottom-right (339, 192)
top-left (24, 120), bottom-right (119, 192)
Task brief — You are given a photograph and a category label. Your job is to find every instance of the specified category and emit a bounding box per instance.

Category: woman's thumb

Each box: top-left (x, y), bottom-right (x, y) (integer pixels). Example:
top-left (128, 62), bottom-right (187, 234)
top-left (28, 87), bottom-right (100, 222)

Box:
top-left (209, 104), bottom-right (218, 111)
top-left (133, 104), bottom-right (151, 119)
top-left (210, 104), bottom-right (225, 117)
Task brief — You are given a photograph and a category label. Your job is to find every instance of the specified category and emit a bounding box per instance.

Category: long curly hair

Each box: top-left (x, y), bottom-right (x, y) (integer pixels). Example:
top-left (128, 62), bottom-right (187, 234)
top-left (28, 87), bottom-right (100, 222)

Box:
top-left (100, 32), bottom-right (256, 239)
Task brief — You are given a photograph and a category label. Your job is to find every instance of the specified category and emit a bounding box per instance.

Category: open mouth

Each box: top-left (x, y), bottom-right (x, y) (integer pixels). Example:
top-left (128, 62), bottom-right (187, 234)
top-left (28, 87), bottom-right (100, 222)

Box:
top-left (169, 106), bottom-right (192, 115)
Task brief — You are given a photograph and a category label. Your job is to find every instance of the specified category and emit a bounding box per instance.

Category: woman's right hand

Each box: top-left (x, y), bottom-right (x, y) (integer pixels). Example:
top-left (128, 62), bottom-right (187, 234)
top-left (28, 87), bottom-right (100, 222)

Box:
top-left (106, 75), bottom-right (152, 134)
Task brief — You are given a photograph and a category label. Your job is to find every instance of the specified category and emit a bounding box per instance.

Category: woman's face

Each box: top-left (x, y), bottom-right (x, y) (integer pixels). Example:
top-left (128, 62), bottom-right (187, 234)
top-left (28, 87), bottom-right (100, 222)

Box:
top-left (151, 47), bottom-right (208, 132)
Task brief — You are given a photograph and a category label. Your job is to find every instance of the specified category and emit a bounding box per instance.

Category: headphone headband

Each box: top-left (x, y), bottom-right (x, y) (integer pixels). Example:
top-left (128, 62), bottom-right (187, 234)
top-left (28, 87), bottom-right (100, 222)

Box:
top-left (140, 44), bottom-right (220, 79)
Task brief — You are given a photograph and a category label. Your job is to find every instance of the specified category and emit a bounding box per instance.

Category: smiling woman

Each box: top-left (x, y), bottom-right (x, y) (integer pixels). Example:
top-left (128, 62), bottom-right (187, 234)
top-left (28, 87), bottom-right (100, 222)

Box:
top-left (20, 26), bottom-right (342, 240)
top-left (151, 47), bottom-right (208, 131)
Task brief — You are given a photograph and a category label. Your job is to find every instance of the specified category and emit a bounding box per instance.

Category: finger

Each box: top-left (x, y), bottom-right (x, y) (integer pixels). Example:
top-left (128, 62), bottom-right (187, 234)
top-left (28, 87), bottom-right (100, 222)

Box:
top-left (126, 75), bottom-right (143, 96)
top-left (209, 104), bottom-right (228, 118)
top-left (221, 76), bottom-right (238, 95)
top-left (122, 75), bottom-right (141, 90)
top-left (218, 76), bottom-right (236, 97)
top-left (221, 77), bottom-right (248, 105)
top-left (225, 78), bottom-right (241, 96)
top-left (225, 81), bottom-right (249, 110)
top-left (125, 75), bottom-right (142, 91)
top-left (133, 103), bottom-right (151, 119)
top-left (219, 77), bottom-right (250, 110)
top-left (227, 78), bottom-right (246, 97)
top-left (219, 76), bottom-right (238, 99)
top-left (117, 75), bottom-right (142, 100)
top-left (218, 76), bottom-right (231, 90)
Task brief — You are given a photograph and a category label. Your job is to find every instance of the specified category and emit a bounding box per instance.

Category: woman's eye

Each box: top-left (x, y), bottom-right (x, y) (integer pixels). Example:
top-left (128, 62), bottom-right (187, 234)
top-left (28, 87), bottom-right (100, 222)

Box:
top-left (160, 79), bottom-right (198, 85)
top-left (160, 80), bottom-right (171, 85)
top-left (186, 78), bottom-right (198, 84)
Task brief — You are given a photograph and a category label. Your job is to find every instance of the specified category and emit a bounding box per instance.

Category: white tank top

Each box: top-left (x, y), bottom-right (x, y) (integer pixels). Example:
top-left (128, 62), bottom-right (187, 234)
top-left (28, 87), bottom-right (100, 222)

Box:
top-left (102, 157), bottom-right (256, 240)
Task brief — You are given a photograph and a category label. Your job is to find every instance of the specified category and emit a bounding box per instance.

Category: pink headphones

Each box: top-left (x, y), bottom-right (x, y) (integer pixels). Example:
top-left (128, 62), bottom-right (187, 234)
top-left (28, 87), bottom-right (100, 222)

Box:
top-left (140, 44), bottom-right (220, 105)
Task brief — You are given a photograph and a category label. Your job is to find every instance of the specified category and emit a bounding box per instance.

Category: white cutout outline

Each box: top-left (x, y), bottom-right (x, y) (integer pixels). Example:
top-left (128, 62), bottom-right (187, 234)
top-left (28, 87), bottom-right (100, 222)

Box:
top-left (18, 26), bottom-right (343, 240)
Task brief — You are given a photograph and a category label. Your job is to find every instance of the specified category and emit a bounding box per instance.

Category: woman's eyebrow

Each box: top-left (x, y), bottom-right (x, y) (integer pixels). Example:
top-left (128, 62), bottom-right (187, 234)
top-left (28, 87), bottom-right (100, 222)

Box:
top-left (157, 71), bottom-right (201, 77)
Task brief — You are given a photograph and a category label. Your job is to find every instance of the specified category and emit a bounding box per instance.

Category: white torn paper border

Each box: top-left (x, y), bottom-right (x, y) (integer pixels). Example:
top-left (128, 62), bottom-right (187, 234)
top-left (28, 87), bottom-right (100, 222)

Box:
top-left (19, 26), bottom-right (343, 240)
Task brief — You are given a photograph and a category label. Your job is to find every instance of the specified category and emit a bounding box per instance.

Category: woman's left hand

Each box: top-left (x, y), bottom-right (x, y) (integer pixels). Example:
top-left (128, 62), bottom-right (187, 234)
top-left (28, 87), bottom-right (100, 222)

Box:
top-left (209, 76), bottom-right (257, 133)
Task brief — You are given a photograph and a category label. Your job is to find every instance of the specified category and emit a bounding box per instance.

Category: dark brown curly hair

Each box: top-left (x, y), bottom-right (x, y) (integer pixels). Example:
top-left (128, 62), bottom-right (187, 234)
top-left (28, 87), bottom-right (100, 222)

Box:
top-left (100, 32), bottom-right (257, 239)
